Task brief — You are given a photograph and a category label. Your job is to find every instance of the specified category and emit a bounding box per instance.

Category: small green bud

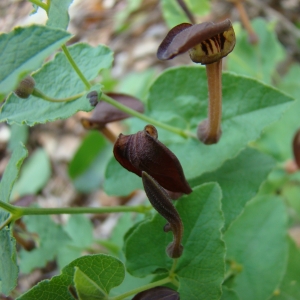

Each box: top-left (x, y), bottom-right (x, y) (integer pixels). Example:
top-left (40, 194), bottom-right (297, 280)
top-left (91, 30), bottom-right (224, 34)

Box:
top-left (14, 76), bottom-right (35, 99)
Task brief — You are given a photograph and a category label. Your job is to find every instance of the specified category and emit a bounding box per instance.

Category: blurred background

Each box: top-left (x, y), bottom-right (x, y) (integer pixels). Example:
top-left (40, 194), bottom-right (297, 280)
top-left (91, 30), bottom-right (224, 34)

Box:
top-left (1, 0), bottom-right (300, 298)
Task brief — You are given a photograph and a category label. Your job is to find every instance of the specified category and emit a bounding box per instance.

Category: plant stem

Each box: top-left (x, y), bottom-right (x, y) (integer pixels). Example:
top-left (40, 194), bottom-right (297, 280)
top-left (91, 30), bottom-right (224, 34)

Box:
top-left (28, 0), bottom-right (48, 12)
top-left (32, 88), bottom-right (85, 103)
top-left (176, 0), bottom-right (195, 24)
top-left (101, 94), bottom-right (196, 139)
top-left (197, 60), bottom-right (222, 144)
top-left (0, 201), bottom-right (20, 215)
top-left (233, 0), bottom-right (258, 44)
top-left (61, 45), bottom-right (91, 90)
top-left (100, 126), bottom-right (118, 143)
top-left (17, 205), bottom-right (152, 216)
top-left (0, 214), bottom-right (13, 231)
top-left (110, 277), bottom-right (172, 300)
top-left (0, 200), bottom-right (152, 221)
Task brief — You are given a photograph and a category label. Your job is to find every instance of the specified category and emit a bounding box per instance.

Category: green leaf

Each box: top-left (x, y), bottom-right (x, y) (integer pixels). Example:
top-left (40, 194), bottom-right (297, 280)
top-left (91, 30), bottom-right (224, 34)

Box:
top-left (224, 196), bottom-right (288, 300)
top-left (107, 66), bottom-right (293, 195)
top-left (11, 148), bottom-right (51, 201)
top-left (278, 64), bottom-right (300, 100)
top-left (19, 215), bottom-right (72, 273)
top-left (104, 157), bottom-right (143, 196)
top-left (1, 43), bottom-right (113, 125)
top-left (0, 25), bottom-right (71, 100)
top-left (69, 131), bottom-right (108, 178)
top-left (227, 18), bottom-right (285, 84)
top-left (191, 147), bottom-right (275, 230)
top-left (269, 237), bottom-right (300, 300)
top-left (161, 0), bottom-right (210, 28)
top-left (114, 0), bottom-right (143, 31)
top-left (253, 99), bottom-right (300, 162)
top-left (74, 267), bottom-right (106, 300)
top-left (281, 180), bottom-right (300, 218)
top-left (57, 215), bottom-right (94, 269)
top-left (221, 286), bottom-right (240, 300)
top-left (8, 124), bottom-right (29, 152)
top-left (0, 144), bottom-right (27, 295)
top-left (125, 183), bottom-right (225, 300)
top-left (46, 0), bottom-right (73, 30)
top-left (17, 254), bottom-right (125, 300)
top-left (118, 69), bottom-right (157, 102)
top-left (69, 131), bottom-right (112, 193)
top-left (64, 215), bottom-right (93, 249)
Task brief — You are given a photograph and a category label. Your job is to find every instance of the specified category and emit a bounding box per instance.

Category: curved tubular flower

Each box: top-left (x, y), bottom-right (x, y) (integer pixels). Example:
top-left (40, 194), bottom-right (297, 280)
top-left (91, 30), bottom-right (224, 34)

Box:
top-left (113, 124), bottom-right (192, 194)
top-left (142, 171), bottom-right (183, 258)
top-left (81, 92), bottom-right (144, 143)
top-left (157, 19), bottom-right (236, 144)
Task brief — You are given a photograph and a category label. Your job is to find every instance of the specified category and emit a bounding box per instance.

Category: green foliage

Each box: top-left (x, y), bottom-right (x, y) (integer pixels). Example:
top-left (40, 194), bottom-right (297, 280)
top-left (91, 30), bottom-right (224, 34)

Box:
top-left (227, 18), bottom-right (285, 84)
top-left (254, 99), bottom-right (300, 161)
top-left (270, 238), bottom-right (300, 299)
top-left (1, 43), bottom-right (113, 125)
top-left (8, 124), bottom-right (29, 152)
top-left (0, 144), bottom-right (27, 295)
top-left (278, 64), bottom-right (300, 99)
top-left (191, 148), bottom-right (275, 231)
top-left (161, 0), bottom-right (210, 28)
top-left (46, 0), bottom-right (73, 30)
top-left (0, 25), bottom-right (71, 100)
top-left (224, 196), bottom-right (288, 300)
top-left (125, 183), bottom-right (225, 300)
top-left (221, 287), bottom-right (240, 300)
top-left (17, 254), bottom-right (124, 300)
top-left (20, 214), bottom-right (93, 273)
top-left (1, 2), bottom-right (300, 300)
top-left (69, 131), bottom-right (111, 193)
top-left (104, 158), bottom-right (144, 196)
top-left (106, 66), bottom-right (293, 196)
top-left (11, 148), bottom-right (51, 201)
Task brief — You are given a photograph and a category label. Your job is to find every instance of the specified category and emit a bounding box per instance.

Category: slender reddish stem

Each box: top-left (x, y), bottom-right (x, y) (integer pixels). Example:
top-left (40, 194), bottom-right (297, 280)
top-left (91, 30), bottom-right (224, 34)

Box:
top-left (234, 0), bottom-right (258, 44)
top-left (100, 126), bottom-right (118, 143)
top-left (198, 60), bottom-right (222, 144)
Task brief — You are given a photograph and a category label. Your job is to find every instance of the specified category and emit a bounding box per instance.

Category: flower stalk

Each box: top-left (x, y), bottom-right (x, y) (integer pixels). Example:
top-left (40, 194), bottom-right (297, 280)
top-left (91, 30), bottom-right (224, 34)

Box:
top-left (197, 60), bottom-right (222, 144)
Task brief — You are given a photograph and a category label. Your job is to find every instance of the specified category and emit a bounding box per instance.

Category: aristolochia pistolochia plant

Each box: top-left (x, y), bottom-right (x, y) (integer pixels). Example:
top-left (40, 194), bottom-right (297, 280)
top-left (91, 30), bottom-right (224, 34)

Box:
top-left (157, 19), bottom-right (236, 144)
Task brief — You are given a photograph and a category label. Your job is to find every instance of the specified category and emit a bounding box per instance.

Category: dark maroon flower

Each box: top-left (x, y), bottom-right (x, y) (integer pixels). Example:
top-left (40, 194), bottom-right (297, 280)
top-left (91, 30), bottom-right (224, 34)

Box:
top-left (157, 19), bottom-right (235, 145)
top-left (142, 171), bottom-right (183, 258)
top-left (113, 124), bottom-right (192, 194)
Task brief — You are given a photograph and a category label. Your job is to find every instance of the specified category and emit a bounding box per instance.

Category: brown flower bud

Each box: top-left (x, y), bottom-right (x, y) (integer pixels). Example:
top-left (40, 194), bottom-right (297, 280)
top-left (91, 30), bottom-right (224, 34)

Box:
top-left (14, 76), bottom-right (35, 99)
top-left (113, 125), bottom-right (192, 194)
top-left (142, 171), bottom-right (183, 258)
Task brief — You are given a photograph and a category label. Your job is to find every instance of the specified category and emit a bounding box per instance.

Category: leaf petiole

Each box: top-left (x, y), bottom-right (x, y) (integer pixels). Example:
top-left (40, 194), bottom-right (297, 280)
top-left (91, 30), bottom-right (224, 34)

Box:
top-left (28, 0), bottom-right (48, 12)
top-left (0, 200), bottom-right (152, 231)
top-left (0, 214), bottom-right (14, 231)
top-left (32, 88), bottom-right (85, 103)
top-left (61, 45), bottom-right (91, 90)
top-left (101, 93), bottom-right (197, 139)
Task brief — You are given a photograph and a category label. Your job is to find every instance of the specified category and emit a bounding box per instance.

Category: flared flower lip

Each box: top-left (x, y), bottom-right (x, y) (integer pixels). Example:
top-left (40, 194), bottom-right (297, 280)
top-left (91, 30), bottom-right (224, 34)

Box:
top-left (157, 19), bottom-right (234, 61)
